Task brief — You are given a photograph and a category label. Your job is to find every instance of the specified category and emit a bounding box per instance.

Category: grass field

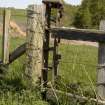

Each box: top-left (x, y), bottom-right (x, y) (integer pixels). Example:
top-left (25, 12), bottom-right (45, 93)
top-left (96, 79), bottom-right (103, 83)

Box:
top-left (0, 8), bottom-right (26, 22)
top-left (0, 7), bottom-right (99, 105)
top-left (56, 44), bottom-right (98, 105)
top-left (0, 37), bottom-right (49, 105)
top-left (0, 37), bottom-right (98, 105)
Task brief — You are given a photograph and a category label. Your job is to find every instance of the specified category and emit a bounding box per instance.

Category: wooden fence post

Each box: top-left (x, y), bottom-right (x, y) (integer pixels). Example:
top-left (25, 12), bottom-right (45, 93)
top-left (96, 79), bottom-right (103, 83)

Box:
top-left (42, 3), bottom-right (51, 99)
top-left (2, 9), bottom-right (11, 64)
top-left (26, 5), bottom-right (43, 86)
top-left (97, 20), bottom-right (105, 100)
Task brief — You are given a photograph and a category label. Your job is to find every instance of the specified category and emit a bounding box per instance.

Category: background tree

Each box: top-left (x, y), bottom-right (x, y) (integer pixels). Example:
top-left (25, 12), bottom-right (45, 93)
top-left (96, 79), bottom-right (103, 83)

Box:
top-left (74, 0), bottom-right (91, 28)
top-left (74, 0), bottom-right (105, 29)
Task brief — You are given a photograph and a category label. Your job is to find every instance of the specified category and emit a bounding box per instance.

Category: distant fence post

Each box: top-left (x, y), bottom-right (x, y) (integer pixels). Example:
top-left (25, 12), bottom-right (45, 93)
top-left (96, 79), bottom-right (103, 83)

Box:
top-left (26, 5), bottom-right (43, 86)
top-left (97, 20), bottom-right (105, 99)
top-left (2, 9), bottom-right (11, 64)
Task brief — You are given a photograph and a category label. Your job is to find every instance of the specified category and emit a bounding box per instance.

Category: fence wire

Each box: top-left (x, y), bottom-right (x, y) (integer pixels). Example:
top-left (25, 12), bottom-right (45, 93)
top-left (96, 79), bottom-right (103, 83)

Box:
top-left (0, 7), bottom-right (100, 105)
top-left (48, 39), bottom-right (98, 105)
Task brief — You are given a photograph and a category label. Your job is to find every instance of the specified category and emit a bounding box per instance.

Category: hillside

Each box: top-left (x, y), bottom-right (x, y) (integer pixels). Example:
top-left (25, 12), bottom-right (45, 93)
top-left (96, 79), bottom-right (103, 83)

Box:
top-left (0, 8), bottom-right (26, 22)
top-left (0, 8), bottom-right (26, 36)
top-left (0, 4), bottom-right (78, 36)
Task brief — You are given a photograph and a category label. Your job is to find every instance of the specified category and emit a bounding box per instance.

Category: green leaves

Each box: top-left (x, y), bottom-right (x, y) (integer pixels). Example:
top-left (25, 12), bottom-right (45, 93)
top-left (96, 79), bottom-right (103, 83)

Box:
top-left (74, 0), bottom-right (105, 29)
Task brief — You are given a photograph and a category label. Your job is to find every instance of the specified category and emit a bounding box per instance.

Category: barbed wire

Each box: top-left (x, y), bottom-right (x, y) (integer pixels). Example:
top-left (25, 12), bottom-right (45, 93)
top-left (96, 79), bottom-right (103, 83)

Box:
top-left (0, 4), bottom-right (99, 104)
top-left (59, 61), bottom-right (97, 67)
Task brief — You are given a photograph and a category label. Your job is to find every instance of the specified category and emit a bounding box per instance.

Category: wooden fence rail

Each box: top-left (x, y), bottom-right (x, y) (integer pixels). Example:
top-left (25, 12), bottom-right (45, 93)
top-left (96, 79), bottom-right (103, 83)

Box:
top-left (1, 1), bottom-right (105, 104)
top-left (50, 28), bottom-right (105, 42)
top-left (9, 43), bottom-right (26, 64)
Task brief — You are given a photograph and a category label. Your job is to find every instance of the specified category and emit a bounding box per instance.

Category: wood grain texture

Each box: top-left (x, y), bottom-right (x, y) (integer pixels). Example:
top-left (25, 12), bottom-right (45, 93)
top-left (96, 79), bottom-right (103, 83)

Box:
top-left (2, 9), bottom-right (11, 64)
top-left (97, 20), bottom-right (105, 99)
top-left (26, 5), bottom-right (43, 86)
top-left (42, 4), bottom-right (51, 88)
top-left (49, 27), bottom-right (105, 42)
top-left (9, 43), bottom-right (26, 64)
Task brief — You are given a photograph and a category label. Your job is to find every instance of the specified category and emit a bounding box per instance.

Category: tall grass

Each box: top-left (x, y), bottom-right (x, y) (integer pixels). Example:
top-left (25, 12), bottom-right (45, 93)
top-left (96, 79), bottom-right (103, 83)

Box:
top-left (53, 44), bottom-right (98, 105)
top-left (0, 37), bottom-right (98, 105)
top-left (0, 37), bottom-right (48, 105)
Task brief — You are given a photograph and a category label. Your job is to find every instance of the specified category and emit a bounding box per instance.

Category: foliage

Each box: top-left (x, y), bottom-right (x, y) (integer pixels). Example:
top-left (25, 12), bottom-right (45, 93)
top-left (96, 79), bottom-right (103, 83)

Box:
top-left (74, 0), bottom-right (105, 29)
top-left (73, 0), bottom-right (91, 28)
top-left (51, 0), bottom-right (79, 27)
top-left (62, 4), bottom-right (79, 26)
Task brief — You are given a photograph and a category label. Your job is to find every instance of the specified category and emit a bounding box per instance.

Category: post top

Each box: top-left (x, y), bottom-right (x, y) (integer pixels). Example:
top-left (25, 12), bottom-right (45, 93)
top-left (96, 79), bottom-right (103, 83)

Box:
top-left (42, 0), bottom-right (63, 9)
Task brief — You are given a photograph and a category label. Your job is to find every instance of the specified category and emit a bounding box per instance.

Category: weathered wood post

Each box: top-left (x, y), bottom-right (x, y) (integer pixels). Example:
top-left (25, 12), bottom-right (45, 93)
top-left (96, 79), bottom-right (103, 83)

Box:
top-left (97, 20), bottom-right (105, 100)
top-left (26, 5), bottom-right (43, 86)
top-left (2, 9), bottom-right (11, 64)
top-left (41, 1), bottom-right (51, 99)
top-left (52, 6), bottom-right (63, 82)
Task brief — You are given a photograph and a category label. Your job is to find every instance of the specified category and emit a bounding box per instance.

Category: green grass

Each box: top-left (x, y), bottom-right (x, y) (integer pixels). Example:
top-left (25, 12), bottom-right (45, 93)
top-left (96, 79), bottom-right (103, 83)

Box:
top-left (56, 44), bottom-right (98, 104)
top-left (0, 37), bottom-right (98, 105)
top-left (0, 8), bottom-right (26, 27)
top-left (11, 9), bottom-right (27, 25)
top-left (48, 43), bottom-right (98, 105)
top-left (0, 89), bottom-right (48, 105)
top-left (59, 44), bottom-right (97, 84)
top-left (0, 37), bottom-right (49, 105)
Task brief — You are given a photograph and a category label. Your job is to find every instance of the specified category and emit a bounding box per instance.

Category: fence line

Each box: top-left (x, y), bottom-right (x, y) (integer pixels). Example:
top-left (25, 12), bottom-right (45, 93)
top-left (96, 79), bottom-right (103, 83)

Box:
top-left (1, 0), bottom-right (105, 104)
